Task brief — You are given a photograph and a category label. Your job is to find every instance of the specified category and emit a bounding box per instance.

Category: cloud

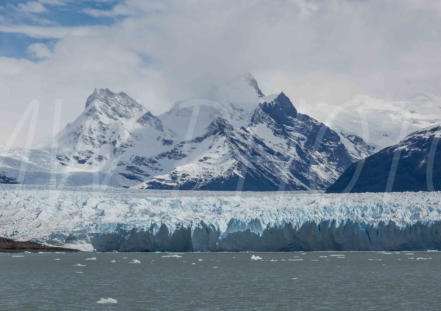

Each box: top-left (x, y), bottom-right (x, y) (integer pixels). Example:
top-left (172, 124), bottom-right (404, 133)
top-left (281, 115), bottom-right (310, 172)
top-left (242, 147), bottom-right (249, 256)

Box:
top-left (82, 1), bottom-right (167, 18)
top-left (27, 42), bottom-right (52, 59)
top-left (39, 0), bottom-right (68, 5)
top-left (1, 0), bottom-right (441, 147)
top-left (0, 25), bottom-right (93, 39)
top-left (17, 2), bottom-right (47, 13)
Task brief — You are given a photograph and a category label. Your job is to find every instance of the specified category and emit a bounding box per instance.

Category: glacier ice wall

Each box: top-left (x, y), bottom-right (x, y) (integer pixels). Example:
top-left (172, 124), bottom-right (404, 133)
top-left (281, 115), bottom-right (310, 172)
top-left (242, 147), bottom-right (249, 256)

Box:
top-left (1, 186), bottom-right (441, 251)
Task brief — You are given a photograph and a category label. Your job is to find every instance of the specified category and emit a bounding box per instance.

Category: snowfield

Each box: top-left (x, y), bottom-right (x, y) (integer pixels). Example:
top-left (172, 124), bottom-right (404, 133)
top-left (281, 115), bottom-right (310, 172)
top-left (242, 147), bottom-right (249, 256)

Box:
top-left (1, 186), bottom-right (441, 251)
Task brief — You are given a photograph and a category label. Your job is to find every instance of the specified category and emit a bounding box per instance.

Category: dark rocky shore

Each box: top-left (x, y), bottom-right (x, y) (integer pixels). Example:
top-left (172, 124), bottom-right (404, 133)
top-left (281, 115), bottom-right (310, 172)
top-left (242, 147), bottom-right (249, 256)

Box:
top-left (0, 237), bottom-right (78, 253)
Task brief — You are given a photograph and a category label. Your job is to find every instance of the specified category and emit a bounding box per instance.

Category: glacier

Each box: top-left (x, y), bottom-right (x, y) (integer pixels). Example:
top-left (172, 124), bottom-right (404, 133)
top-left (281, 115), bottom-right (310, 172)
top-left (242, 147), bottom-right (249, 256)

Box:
top-left (1, 186), bottom-right (441, 251)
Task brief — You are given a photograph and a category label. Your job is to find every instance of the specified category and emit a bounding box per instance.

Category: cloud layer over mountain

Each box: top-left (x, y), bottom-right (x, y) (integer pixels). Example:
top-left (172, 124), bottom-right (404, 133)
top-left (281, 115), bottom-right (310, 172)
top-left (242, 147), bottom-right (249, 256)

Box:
top-left (1, 0), bottom-right (441, 146)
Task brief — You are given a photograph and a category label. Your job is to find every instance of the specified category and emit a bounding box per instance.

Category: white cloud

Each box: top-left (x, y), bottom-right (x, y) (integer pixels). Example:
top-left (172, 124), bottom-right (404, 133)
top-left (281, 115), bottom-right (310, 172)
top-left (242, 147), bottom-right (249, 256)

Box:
top-left (82, 1), bottom-right (167, 18)
top-left (17, 2), bottom-right (47, 13)
top-left (27, 43), bottom-right (52, 59)
top-left (39, 0), bottom-right (68, 5)
top-left (1, 0), bottom-right (441, 147)
top-left (0, 25), bottom-right (93, 39)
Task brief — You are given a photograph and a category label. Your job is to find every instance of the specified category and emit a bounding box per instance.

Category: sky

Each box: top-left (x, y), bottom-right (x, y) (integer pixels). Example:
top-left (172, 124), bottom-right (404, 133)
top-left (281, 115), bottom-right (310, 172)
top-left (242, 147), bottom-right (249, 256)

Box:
top-left (1, 0), bottom-right (441, 147)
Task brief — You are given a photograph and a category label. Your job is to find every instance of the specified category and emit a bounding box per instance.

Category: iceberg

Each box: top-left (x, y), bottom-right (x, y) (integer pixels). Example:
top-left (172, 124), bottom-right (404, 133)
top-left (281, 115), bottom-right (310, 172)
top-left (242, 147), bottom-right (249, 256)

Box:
top-left (1, 185), bottom-right (441, 251)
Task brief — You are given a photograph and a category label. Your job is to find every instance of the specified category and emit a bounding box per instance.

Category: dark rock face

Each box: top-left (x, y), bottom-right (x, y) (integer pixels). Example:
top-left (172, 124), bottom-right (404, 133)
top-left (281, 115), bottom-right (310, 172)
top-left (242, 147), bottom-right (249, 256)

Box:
top-left (0, 174), bottom-right (18, 184)
top-left (0, 237), bottom-right (78, 253)
top-left (252, 92), bottom-right (297, 125)
top-left (328, 126), bottom-right (441, 193)
top-left (90, 221), bottom-right (441, 252)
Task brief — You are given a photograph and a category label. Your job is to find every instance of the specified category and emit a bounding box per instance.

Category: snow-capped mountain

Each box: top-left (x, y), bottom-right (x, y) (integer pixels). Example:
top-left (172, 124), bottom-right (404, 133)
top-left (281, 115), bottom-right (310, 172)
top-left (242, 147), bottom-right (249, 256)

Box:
top-left (328, 124), bottom-right (441, 193)
top-left (301, 94), bottom-right (441, 149)
top-left (0, 75), bottom-right (373, 190)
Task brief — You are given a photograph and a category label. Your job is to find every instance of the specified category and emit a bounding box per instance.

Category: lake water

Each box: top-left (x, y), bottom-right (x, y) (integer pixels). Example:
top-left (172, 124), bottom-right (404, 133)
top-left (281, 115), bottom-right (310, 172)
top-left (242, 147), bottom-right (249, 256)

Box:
top-left (0, 251), bottom-right (439, 310)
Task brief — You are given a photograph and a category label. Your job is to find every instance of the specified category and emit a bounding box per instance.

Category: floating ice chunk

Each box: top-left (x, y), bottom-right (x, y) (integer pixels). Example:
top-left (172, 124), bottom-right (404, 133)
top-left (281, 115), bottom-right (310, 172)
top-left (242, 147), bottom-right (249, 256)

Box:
top-left (75, 263), bottom-right (87, 267)
top-left (198, 258), bottom-right (203, 262)
top-left (405, 253), bottom-right (414, 256)
top-left (311, 259), bottom-right (319, 262)
top-left (426, 250), bottom-right (438, 252)
top-left (368, 259), bottom-right (382, 261)
top-left (129, 259), bottom-right (141, 264)
top-left (416, 257), bottom-right (432, 260)
top-left (85, 257), bottom-right (96, 261)
top-left (11, 255), bottom-right (24, 258)
top-left (191, 262), bottom-right (196, 265)
top-left (110, 259), bottom-right (117, 263)
top-left (54, 258), bottom-right (61, 261)
top-left (213, 266), bottom-right (218, 269)
top-left (291, 277), bottom-right (298, 280)
top-left (75, 271), bottom-right (83, 274)
top-left (251, 255), bottom-right (263, 261)
top-left (162, 254), bottom-right (182, 258)
top-left (269, 259), bottom-right (278, 262)
top-left (96, 298), bottom-right (118, 304)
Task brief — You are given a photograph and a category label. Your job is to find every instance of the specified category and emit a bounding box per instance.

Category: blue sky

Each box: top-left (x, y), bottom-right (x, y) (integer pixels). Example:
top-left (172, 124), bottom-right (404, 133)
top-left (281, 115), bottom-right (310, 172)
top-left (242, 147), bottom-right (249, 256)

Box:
top-left (0, 0), bottom-right (122, 59)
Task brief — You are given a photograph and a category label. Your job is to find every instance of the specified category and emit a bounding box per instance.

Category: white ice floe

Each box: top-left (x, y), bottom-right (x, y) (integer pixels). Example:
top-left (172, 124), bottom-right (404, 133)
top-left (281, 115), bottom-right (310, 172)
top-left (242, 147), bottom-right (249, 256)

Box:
top-left (129, 259), bottom-right (141, 264)
top-left (96, 297), bottom-right (118, 304)
top-left (161, 254), bottom-right (182, 258)
top-left (250, 255), bottom-right (263, 261)
top-left (74, 263), bottom-right (86, 267)
top-left (85, 257), bottom-right (96, 261)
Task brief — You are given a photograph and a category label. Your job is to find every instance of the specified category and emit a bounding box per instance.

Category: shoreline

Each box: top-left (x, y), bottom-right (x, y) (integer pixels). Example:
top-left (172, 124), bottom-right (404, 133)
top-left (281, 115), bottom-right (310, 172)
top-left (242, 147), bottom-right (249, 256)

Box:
top-left (0, 237), bottom-right (79, 253)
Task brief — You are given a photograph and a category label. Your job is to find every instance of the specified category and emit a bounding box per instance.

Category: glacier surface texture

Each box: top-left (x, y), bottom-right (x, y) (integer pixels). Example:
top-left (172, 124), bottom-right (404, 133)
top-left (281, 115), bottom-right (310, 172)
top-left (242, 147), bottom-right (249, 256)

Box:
top-left (1, 186), bottom-right (441, 251)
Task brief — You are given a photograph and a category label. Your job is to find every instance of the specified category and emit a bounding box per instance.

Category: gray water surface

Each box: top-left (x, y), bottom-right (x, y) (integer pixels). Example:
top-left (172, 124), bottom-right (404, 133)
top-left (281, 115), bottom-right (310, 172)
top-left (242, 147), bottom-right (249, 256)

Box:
top-left (0, 251), bottom-right (440, 310)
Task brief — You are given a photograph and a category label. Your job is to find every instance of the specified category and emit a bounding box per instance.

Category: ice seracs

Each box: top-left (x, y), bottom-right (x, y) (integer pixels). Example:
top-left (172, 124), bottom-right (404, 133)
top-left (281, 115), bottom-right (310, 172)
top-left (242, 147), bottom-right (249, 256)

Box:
top-left (2, 187), bottom-right (441, 251)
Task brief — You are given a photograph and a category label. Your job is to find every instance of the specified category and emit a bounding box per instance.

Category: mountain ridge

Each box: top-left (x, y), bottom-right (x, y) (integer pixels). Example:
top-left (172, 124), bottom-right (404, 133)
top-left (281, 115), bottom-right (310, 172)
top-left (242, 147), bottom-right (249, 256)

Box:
top-left (327, 124), bottom-right (441, 193)
top-left (0, 76), bottom-right (374, 190)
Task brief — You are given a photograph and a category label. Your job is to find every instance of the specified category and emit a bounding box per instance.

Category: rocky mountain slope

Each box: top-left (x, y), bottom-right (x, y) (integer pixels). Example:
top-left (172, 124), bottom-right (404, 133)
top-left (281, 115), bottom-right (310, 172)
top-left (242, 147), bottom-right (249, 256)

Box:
top-left (327, 124), bottom-right (441, 193)
top-left (0, 76), bottom-right (373, 190)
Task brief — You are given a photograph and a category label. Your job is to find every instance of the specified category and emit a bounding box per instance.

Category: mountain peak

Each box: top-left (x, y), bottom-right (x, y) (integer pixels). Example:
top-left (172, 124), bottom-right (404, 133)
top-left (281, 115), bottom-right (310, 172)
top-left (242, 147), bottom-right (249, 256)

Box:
top-left (86, 88), bottom-right (131, 107)
top-left (84, 88), bottom-right (145, 120)
top-left (252, 92), bottom-right (297, 125)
